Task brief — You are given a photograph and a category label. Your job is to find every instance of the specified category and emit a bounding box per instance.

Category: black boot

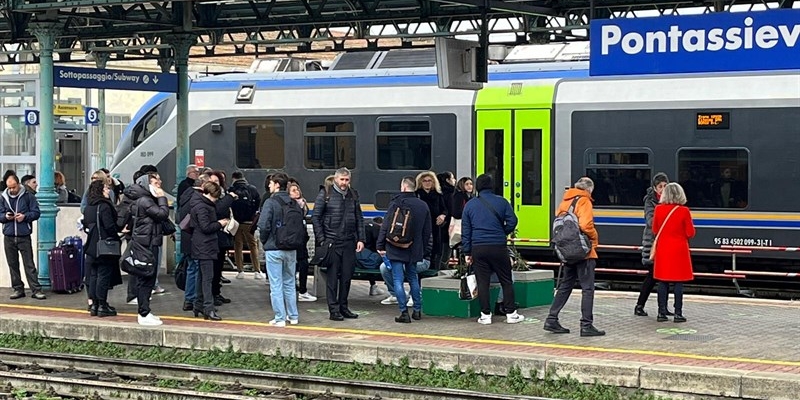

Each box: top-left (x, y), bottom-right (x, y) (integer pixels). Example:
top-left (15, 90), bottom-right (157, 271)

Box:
top-left (204, 311), bottom-right (222, 321)
top-left (657, 313), bottom-right (668, 322)
top-left (97, 302), bottom-right (117, 317)
top-left (395, 311), bottom-right (411, 323)
top-left (182, 301), bottom-right (194, 311)
top-left (634, 305), bottom-right (648, 316)
top-left (411, 310), bottom-right (422, 320)
top-left (89, 301), bottom-right (98, 317)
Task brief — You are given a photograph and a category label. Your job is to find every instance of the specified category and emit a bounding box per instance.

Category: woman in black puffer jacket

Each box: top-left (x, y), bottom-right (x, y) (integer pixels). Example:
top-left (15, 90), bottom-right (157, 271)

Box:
top-left (191, 181), bottom-right (228, 321)
top-left (83, 180), bottom-right (123, 317)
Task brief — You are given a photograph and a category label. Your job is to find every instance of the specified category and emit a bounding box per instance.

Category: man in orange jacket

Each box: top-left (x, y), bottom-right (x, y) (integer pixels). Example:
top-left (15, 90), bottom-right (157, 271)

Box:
top-left (544, 177), bottom-right (605, 337)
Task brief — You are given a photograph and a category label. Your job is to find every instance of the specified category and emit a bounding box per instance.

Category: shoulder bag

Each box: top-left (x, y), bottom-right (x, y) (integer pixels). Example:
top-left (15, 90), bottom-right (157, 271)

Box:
top-left (96, 204), bottom-right (121, 257)
top-left (649, 206), bottom-right (679, 261)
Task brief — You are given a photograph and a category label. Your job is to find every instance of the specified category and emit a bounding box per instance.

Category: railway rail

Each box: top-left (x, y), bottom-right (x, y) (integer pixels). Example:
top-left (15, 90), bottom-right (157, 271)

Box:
top-left (0, 348), bottom-right (555, 400)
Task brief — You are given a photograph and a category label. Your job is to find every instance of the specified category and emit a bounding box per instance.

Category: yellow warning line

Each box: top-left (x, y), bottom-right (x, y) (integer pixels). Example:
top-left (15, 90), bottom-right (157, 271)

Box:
top-left (1, 304), bottom-right (799, 368)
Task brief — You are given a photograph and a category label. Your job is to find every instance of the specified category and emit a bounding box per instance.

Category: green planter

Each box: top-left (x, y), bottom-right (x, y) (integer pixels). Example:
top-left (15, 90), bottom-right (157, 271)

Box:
top-left (422, 276), bottom-right (500, 318)
top-left (512, 270), bottom-right (554, 308)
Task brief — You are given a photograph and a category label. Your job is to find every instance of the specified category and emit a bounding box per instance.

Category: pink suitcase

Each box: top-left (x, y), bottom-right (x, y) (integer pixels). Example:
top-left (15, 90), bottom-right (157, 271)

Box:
top-left (48, 245), bottom-right (83, 293)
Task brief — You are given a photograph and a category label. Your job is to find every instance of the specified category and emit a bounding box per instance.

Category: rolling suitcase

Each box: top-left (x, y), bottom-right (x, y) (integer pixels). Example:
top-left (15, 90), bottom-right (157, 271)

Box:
top-left (60, 236), bottom-right (84, 278)
top-left (49, 243), bottom-right (83, 293)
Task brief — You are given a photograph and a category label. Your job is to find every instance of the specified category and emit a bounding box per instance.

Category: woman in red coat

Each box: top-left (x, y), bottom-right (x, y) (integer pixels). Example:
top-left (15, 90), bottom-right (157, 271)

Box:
top-left (652, 182), bottom-right (696, 323)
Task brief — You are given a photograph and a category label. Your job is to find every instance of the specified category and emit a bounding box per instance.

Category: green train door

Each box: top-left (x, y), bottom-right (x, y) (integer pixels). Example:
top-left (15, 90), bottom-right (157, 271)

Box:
top-left (476, 109), bottom-right (551, 242)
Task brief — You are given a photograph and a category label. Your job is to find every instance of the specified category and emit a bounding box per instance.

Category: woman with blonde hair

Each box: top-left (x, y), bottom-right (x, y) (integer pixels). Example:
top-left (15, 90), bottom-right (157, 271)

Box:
top-left (415, 171), bottom-right (448, 269)
top-left (652, 182), bottom-right (696, 323)
top-left (288, 180), bottom-right (316, 302)
top-left (54, 171), bottom-right (68, 203)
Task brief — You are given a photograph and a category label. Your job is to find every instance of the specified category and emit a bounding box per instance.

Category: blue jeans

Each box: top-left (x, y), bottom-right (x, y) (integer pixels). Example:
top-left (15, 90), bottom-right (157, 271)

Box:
top-left (266, 249), bottom-right (299, 322)
top-left (391, 260), bottom-right (425, 312)
top-left (184, 258), bottom-right (199, 303)
top-left (381, 259), bottom-right (430, 297)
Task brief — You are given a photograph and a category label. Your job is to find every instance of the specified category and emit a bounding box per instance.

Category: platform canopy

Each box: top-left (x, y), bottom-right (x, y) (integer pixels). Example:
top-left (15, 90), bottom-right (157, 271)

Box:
top-left (0, 0), bottom-right (794, 63)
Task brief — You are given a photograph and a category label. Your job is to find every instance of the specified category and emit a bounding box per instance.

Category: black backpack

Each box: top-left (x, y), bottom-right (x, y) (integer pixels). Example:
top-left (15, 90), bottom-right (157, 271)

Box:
top-left (274, 197), bottom-right (307, 250)
top-left (386, 200), bottom-right (414, 249)
top-left (233, 185), bottom-right (259, 215)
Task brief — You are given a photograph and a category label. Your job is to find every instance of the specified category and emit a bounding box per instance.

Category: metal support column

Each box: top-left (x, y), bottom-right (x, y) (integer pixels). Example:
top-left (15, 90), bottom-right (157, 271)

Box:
top-left (94, 52), bottom-right (110, 168)
top-left (31, 22), bottom-right (62, 289)
top-left (165, 34), bottom-right (195, 197)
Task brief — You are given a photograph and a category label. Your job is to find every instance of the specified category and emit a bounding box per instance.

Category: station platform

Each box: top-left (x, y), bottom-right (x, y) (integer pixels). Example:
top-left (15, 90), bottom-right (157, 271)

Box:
top-left (0, 271), bottom-right (798, 399)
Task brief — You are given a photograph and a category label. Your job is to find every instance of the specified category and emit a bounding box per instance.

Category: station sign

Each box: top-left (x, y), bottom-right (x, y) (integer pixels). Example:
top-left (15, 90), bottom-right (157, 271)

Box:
top-left (54, 103), bottom-right (84, 116)
top-left (590, 9), bottom-right (800, 76)
top-left (24, 110), bottom-right (39, 126)
top-left (53, 66), bottom-right (179, 93)
top-left (85, 107), bottom-right (100, 125)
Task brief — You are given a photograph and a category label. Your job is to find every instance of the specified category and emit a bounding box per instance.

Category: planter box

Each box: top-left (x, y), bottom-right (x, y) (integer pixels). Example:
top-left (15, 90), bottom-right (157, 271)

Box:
top-left (512, 269), bottom-right (554, 308)
top-left (422, 276), bottom-right (499, 319)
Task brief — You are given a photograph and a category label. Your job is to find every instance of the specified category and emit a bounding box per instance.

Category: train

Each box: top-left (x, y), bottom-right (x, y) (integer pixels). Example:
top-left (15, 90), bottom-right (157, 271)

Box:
top-left (109, 50), bottom-right (800, 295)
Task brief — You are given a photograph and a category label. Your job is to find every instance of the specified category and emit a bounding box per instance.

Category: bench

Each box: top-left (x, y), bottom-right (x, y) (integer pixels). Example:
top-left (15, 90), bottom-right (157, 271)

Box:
top-left (312, 265), bottom-right (439, 300)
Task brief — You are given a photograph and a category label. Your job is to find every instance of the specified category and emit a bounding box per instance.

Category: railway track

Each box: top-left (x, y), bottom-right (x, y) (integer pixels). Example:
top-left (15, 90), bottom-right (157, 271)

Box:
top-left (0, 348), bottom-right (554, 400)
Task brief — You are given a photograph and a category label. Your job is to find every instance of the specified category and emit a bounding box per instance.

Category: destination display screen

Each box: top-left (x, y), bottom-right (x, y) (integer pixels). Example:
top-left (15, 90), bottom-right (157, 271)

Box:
top-left (696, 112), bottom-right (730, 129)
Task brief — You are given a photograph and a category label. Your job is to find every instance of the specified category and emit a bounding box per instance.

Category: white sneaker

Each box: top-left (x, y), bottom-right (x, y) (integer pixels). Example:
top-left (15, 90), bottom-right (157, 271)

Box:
top-left (127, 298), bottom-right (138, 305)
top-left (269, 319), bottom-right (286, 327)
top-left (298, 292), bottom-right (317, 302)
top-left (152, 286), bottom-right (166, 295)
top-left (477, 312), bottom-right (492, 325)
top-left (254, 272), bottom-right (264, 280)
top-left (506, 311), bottom-right (524, 324)
top-left (288, 318), bottom-right (299, 325)
top-left (138, 313), bottom-right (163, 326)
top-left (369, 284), bottom-right (385, 296)
top-left (380, 296), bottom-right (398, 305)
top-left (236, 272), bottom-right (245, 279)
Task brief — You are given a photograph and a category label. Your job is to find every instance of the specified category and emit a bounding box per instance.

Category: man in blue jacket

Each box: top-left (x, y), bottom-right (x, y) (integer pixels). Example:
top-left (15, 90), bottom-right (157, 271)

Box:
top-left (376, 176), bottom-right (432, 323)
top-left (0, 175), bottom-right (44, 300)
top-left (462, 174), bottom-right (521, 325)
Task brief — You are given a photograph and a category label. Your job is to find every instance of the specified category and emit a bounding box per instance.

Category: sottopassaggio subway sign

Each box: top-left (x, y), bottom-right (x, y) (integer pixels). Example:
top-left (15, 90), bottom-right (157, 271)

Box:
top-left (589, 9), bottom-right (800, 76)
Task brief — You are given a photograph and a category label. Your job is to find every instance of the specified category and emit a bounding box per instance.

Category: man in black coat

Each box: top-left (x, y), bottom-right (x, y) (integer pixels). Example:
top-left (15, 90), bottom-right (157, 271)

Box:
top-left (377, 176), bottom-right (432, 323)
top-left (311, 167), bottom-right (365, 321)
top-left (177, 164), bottom-right (199, 201)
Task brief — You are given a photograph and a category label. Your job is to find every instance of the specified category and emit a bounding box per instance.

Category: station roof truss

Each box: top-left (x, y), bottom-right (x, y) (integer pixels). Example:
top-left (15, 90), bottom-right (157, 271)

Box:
top-left (0, 0), bottom-right (795, 64)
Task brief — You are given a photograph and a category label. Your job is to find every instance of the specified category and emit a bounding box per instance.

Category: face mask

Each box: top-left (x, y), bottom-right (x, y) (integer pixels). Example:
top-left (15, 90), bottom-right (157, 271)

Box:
top-left (149, 184), bottom-right (159, 197)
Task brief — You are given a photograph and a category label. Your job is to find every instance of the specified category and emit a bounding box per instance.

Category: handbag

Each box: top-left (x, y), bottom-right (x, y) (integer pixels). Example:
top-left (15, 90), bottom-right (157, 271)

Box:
top-left (650, 206), bottom-right (679, 261)
top-left (310, 239), bottom-right (333, 267)
top-left (174, 257), bottom-right (188, 291)
top-left (120, 211), bottom-right (157, 278)
top-left (448, 218), bottom-right (462, 247)
top-left (161, 219), bottom-right (177, 236)
top-left (95, 205), bottom-right (121, 257)
top-left (459, 265), bottom-right (478, 300)
top-left (224, 209), bottom-right (240, 236)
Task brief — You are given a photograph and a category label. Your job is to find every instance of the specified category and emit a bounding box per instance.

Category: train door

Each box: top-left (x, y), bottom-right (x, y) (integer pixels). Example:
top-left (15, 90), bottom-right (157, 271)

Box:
top-left (476, 109), bottom-right (551, 242)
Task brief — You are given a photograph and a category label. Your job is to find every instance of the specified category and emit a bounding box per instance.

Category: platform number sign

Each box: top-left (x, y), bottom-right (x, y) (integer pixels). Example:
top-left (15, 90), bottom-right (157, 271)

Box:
top-left (24, 110), bottom-right (39, 126)
top-left (85, 107), bottom-right (100, 125)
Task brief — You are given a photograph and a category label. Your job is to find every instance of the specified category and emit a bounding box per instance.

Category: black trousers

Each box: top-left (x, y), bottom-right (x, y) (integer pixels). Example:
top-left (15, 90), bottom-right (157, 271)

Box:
top-left (438, 225), bottom-right (451, 269)
top-left (547, 259), bottom-right (596, 328)
top-left (194, 259), bottom-right (215, 314)
top-left (4, 235), bottom-right (40, 293)
top-left (213, 250), bottom-right (225, 297)
top-left (85, 254), bottom-right (113, 303)
top-left (326, 240), bottom-right (355, 313)
top-left (637, 264), bottom-right (657, 307)
top-left (296, 243), bottom-right (310, 294)
top-left (472, 244), bottom-right (515, 315)
top-left (135, 245), bottom-right (160, 317)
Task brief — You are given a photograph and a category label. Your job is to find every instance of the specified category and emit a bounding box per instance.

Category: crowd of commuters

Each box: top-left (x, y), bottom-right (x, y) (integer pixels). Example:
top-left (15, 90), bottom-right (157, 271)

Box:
top-left (0, 159), bottom-right (700, 333)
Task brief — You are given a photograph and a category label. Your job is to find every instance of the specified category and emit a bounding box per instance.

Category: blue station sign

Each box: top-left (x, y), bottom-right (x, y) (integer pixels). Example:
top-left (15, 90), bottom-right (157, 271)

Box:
top-left (589, 9), bottom-right (800, 76)
top-left (53, 66), bottom-right (178, 93)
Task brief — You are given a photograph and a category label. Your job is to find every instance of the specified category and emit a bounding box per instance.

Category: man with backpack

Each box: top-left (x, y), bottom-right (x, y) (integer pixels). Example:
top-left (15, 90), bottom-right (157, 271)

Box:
top-left (311, 167), bottom-right (366, 322)
top-left (229, 170), bottom-right (263, 280)
top-left (376, 176), bottom-right (432, 323)
top-left (258, 172), bottom-right (304, 327)
top-left (544, 177), bottom-right (605, 337)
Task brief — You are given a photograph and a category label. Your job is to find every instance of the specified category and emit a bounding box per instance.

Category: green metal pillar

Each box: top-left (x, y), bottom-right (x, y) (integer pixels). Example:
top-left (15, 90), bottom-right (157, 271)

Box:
top-left (95, 52), bottom-right (110, 168)
top-left (31, 22), bottom-right (62, 289)
top-left (168, 35), bottom-right (195, 197)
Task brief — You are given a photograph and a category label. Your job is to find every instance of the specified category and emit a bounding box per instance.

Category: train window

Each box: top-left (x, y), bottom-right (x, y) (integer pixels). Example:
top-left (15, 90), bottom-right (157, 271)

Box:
top-left (132, 108), bottom-right (160, 148)
top-left (521, 129), bottom-right (542, 205)
top-left (483, 129), bottom-right (504, 195)
top-left (235, 120), bottom-right (285, 169)
top-left (585, 151), bottom-right (651, 206)
top-left (677, 149), bottom-right (748, 209)
top-left (304, 121), bottom-right (356, 169)
top-left (376, 119), bottom-right (432, 170)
